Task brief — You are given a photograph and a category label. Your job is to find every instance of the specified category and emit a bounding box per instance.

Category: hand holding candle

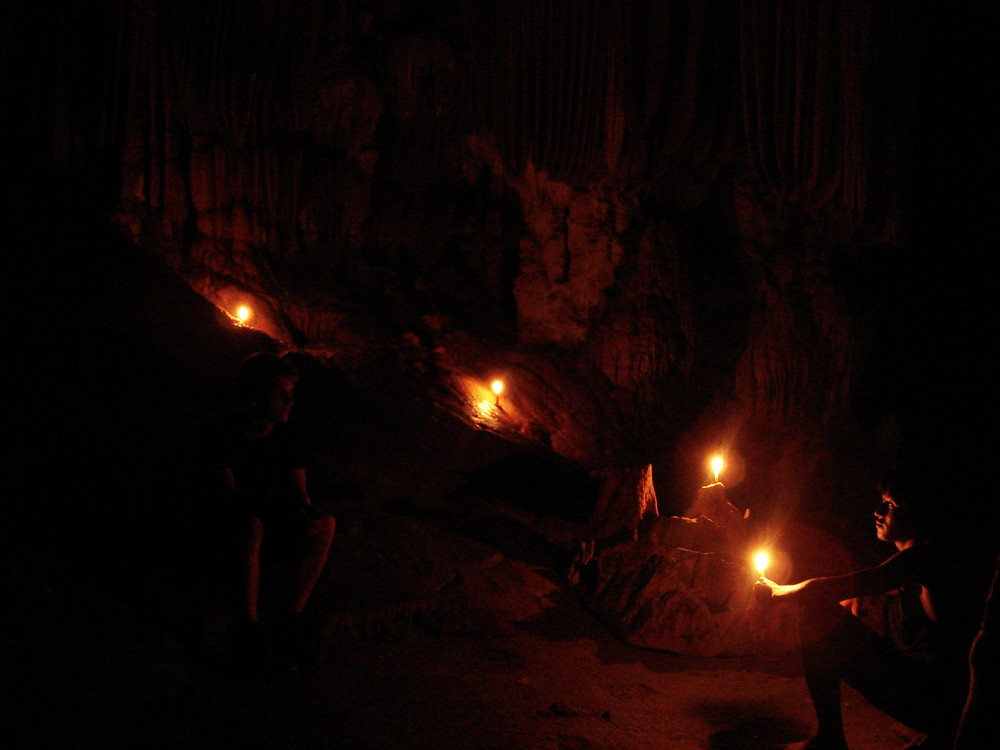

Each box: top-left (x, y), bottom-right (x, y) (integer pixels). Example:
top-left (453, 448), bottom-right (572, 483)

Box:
top-left (755, 577), bottom-right (777, 603)
top-left (753, 547), bottom-right (808, 603)
top-left (752, 548), bottom-right (784, 602)
top-left (755, 576), bottom-right (809, 603)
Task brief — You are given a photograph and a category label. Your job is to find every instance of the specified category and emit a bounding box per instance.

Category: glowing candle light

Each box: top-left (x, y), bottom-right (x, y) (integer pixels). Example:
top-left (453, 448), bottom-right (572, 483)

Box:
top-left (491, 379), bottom-right (504, 406)
top-left (235, 305), bottom-right (252, 324)
top-left (753, 550), bottom-right (770, 576)
top-left (710, 455), bottom-right (724, 483)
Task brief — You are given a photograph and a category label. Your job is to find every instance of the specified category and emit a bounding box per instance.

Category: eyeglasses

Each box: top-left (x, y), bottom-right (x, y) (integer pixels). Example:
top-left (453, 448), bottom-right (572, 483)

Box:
top-left (874, 500), bottom-right (892, 516)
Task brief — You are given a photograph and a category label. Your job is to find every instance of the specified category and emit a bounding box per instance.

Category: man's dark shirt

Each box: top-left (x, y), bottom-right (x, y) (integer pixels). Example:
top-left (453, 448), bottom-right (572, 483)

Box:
top-left (201, 413), bottom-right (307, 521)
top-left (883, 540), bottom-right (992, 673)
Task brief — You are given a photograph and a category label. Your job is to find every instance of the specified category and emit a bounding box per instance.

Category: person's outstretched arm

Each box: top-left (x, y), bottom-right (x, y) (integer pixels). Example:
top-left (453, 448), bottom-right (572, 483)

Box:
top-left (757, 545), bottom-right (923, 604)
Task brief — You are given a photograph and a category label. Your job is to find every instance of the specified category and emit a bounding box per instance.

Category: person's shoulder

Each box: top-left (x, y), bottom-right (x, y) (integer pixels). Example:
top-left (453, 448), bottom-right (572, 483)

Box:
top-left (888, 539), bottom-right (940, 574)
top-left (909, 536), bottom-right (990, 584)
top-left (908, 537), bottom-right (947, 560)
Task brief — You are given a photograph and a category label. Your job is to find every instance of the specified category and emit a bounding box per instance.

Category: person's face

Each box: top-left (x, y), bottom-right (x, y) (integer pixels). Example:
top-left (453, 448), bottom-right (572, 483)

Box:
top-left (874, 493), bottom-right (917, 544)
top-left (260, 376), bottom-right (296, 424)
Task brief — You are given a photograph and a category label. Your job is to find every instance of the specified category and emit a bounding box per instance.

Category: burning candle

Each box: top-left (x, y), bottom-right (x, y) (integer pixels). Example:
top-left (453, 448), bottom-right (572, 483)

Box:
top-left (491, 379), bottom-right (504, 406)
top-left (753, 549), bottom-right (770, 576)
top-left (710, 455), bottom-right (724, 484)
top-left (235, 305), bottom-right (252, 324)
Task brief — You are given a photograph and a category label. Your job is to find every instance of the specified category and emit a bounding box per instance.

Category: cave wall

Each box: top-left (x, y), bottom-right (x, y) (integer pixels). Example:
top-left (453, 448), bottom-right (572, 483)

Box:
top-left (8, 0), bottom-right (978, 537)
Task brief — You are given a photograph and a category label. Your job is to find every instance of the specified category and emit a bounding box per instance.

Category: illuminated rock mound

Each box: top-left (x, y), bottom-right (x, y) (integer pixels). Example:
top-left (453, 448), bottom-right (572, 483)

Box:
top-left (580, 478), bottom-right (784, 657)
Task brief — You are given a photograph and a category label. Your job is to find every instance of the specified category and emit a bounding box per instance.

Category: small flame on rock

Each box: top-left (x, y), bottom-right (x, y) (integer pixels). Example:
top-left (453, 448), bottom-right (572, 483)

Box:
top-left (710, 455), bottom-right (724, 483)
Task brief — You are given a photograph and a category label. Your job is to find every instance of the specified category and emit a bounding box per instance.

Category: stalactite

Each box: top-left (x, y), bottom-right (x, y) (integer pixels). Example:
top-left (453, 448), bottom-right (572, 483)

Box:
top-left (475, 0), bottom-right (616, 187)
top-left (736, 0), bottom-right (903, 241)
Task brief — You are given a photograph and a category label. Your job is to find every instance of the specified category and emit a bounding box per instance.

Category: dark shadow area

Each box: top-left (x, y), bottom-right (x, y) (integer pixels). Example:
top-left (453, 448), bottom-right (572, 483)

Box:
top-left (696, 700), bottom-right (809, 750)
top-left (456, 452), bottom-right (602, 525)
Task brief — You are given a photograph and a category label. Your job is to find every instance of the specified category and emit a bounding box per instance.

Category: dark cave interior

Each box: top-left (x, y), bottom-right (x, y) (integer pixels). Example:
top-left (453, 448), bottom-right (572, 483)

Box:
top-left (3, 2), bottom-right (998, 748)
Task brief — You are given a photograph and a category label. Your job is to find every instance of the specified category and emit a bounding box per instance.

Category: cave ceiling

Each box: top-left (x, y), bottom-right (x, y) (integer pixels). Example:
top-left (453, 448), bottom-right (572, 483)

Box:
top-left (7, 0), bottom-right (989, 523)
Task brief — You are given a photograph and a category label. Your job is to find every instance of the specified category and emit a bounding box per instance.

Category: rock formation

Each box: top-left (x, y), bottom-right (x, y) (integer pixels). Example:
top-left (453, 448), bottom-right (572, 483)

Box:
top-left (6, 1), bottom-right (993, 655)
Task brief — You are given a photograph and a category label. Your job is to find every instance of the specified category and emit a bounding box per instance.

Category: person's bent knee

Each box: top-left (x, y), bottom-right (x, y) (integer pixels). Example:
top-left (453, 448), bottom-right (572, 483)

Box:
top-left (799, 599), bottom-right (855, 647)
top-left (245, 516), bottom-right (265, 547)
top-left (317, 513), bottom-right (335, 541)
top-left (304, 512), bottom-right (335, 540)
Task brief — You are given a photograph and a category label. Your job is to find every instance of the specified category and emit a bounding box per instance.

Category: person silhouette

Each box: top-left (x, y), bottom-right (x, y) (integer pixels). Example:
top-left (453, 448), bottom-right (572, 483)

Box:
top-left (756, 467), bottom-right (991, 750)
top-left (202, 352), bottom-right (335, 676)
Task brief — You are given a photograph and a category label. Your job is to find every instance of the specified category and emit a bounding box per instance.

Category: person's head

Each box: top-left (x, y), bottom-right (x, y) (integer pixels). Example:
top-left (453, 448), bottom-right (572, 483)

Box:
top-left (874, 464), bottom-right (942, 546)
top-left (238, 352), bottom-right (299, 424)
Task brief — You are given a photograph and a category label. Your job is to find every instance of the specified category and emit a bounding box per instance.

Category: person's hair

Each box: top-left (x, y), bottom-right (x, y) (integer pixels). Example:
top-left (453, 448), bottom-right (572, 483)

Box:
top-left (238, 352), bottom-right (298, 405)
top-left (877, 457), bottom-right (947, 537)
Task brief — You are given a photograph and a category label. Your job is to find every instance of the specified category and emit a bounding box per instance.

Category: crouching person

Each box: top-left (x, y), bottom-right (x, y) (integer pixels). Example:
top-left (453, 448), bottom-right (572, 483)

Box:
top-left (756, 468), bottom-right (991, 750)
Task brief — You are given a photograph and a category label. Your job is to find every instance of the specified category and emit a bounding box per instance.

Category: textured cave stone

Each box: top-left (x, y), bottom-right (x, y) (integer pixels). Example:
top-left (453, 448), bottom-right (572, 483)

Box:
top-left (312, 512), bottom-right (561, 640)
top-left (108, 2), bottom-right (901, 524)
top-left (584, 526), bottom-right (761, 657)
top-left (581, 480), bottom-right (774, 657)
top-left (95, 1), bottom-right (917, 577)
top-left (690, 483), bottom-right (745, 531)
top-left (581, 512), bottom-right (803, 657)
top-left (588, 463), bottom-right (660, 542)
top-left (497, 161), bottom-right (630, 349)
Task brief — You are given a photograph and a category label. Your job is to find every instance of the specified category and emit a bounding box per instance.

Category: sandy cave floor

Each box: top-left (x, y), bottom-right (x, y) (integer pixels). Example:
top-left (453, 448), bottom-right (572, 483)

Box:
top-left (289, 599), bottom-right (920, 750)
top-left (8, 565), bottom-right (924, 750)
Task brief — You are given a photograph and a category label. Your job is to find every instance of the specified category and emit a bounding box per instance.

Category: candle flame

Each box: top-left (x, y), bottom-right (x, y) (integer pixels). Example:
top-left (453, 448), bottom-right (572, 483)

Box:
top-left (711, 455), bottom-right (724, 483)
top-left (491, 380), bottom-right (504, 396)
top-left (235, 305), bottom-right (252, 323)
top-left (753, 550), bottom-right (770, 575)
